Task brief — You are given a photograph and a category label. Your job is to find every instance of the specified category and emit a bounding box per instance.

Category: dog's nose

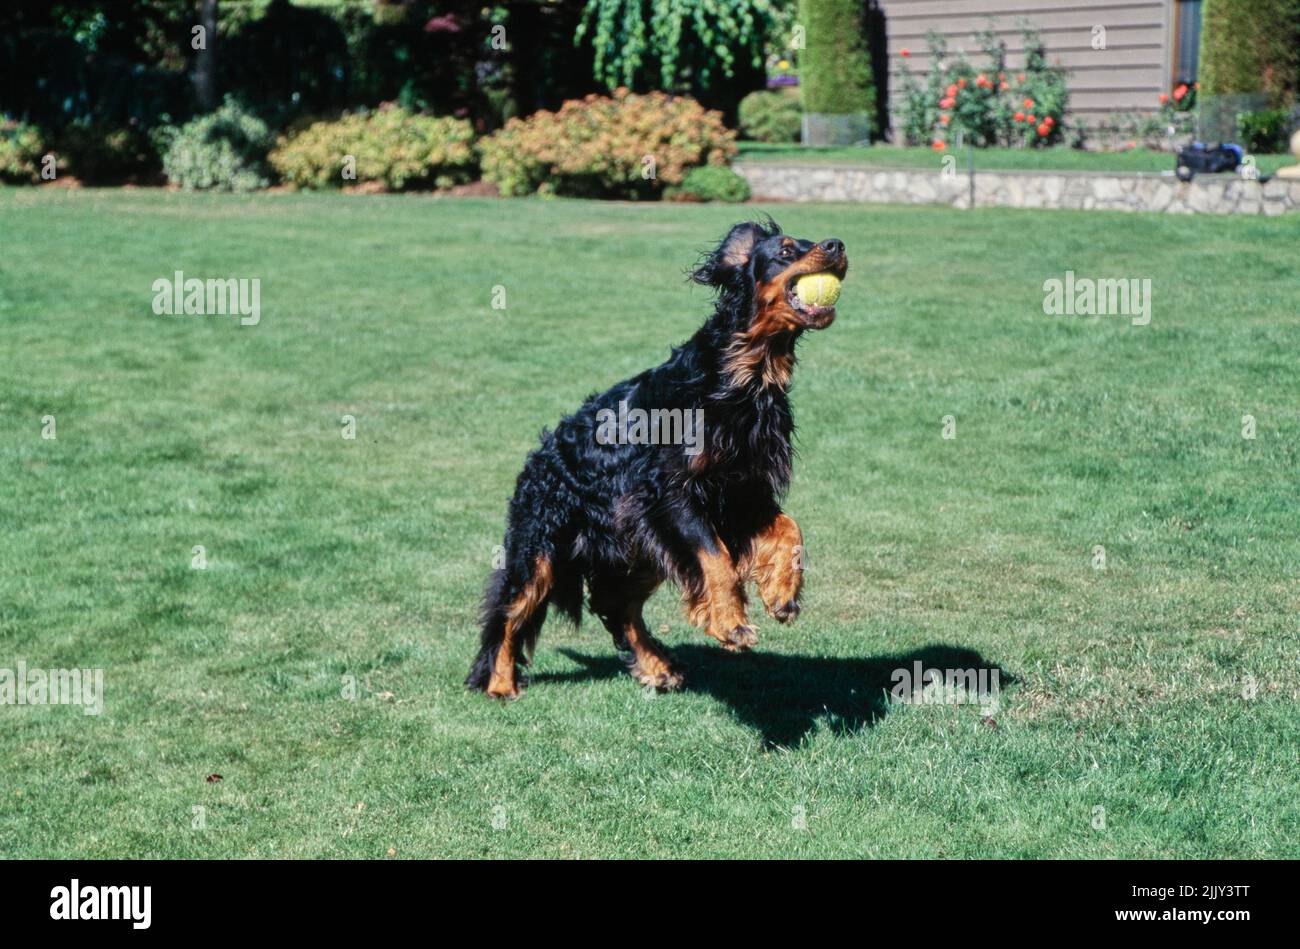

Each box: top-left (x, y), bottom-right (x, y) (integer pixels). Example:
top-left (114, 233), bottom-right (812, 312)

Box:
top-left (820, 239), bottom-right (845, 258)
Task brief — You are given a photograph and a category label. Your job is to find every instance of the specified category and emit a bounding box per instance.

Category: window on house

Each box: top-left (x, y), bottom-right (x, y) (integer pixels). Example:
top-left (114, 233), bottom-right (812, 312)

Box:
top-left (1175, 0), bottom-right (1203, 85)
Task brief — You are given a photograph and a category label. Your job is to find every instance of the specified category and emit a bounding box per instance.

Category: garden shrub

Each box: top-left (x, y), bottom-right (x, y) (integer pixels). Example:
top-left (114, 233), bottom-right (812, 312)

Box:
top-left (57, 122), bottom-right (161, 184)
top-left (1237, 109), bottom-right (1292, 153)
top-left (897, 27), bottom-right (1068, 149)
top-left (738, 90), bottom-right (801, 143)
top-left (480, 89), bottom-right (736, 199)
top-left (0, 118), bottom-right (47, 183)
top-left (665, 165), bottom-right (751, 203)
top-left (162, 98), bottom-right (275, 192)
top-left (269, 109), bottom-right (477, 191)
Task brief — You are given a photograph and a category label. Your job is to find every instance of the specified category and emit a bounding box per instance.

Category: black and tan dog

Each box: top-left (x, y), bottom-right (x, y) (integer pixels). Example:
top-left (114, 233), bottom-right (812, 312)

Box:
top-left (467, 219), bottom-right (847, 698)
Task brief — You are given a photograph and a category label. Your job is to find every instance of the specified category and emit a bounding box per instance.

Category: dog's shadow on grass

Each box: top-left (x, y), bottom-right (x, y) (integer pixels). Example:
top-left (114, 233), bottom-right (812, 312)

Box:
top-left (543, 643), bottom-right (1012, 749)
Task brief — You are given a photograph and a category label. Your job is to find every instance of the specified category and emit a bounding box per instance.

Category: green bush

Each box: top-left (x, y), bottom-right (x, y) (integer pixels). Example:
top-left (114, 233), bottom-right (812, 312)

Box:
top-left (269, 109), bottom-right (477, 191)
top-left (1199, 0), bottom-right (1300, 107)
top-left (1237, 109), bottom-right (1292, 153)
top-left (738, 90), bottom-right (801, 143)
top-left (666, 165), bottom-right (751, 203)
top-left (480, 89), bottom-right (736, 199)
top-left (0, 118), bottom-right (48, 183)
top-left (57, 122), bottom-right (160, 184)
top-left (798, 0), bottom-right (874, 117)
top-left (162, 99), bottom-right (275, 192)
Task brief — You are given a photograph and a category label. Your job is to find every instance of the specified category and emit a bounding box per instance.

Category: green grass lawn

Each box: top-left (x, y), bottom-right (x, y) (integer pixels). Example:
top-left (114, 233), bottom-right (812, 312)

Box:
top-left (1, 188), bottom-right (1297, 859)
top-left (738, 141), bottom-right (1295, 176)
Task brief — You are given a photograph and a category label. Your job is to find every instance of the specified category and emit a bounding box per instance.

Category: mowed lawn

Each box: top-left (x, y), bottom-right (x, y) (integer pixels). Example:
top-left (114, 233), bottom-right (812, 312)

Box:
top-left (1, 188), bottom-right (1297, 859)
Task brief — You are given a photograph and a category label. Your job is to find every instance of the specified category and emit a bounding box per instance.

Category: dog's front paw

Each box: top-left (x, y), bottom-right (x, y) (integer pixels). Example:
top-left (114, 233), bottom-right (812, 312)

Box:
top-left (719, 623), bottom-right (759, 652)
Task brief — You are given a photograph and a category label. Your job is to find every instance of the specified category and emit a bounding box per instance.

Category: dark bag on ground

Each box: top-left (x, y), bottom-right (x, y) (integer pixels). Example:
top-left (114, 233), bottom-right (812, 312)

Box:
top-left (1175, 143), bottom-right (1244, 182)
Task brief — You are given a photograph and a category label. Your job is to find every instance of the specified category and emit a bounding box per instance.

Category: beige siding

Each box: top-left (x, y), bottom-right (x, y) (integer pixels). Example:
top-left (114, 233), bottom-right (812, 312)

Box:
top-left (878, 0), bottom-right (1175, 129)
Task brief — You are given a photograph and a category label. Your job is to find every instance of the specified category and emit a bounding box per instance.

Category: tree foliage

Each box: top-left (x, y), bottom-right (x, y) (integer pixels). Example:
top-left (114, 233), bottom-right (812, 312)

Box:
top-left (576, 0), bottom-right (780, 93)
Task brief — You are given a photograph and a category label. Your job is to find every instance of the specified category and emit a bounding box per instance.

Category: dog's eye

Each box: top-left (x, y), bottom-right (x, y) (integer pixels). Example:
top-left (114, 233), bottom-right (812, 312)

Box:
top-left (778, 246), bottom-right (796, 261)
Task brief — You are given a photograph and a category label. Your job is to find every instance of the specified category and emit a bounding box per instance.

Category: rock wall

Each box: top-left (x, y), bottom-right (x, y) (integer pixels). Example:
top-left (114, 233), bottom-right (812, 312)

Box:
top-left (735, 163), bottom-right (1300, 215)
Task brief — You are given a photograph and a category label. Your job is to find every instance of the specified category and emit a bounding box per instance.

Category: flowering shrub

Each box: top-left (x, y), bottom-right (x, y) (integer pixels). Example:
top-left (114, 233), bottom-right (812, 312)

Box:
top-left (897, 28), bottom-right (1068, 149)
top-left (766, 54), bottom-right (799, 88)
top-left (270, 108), bottom-right (476, 191)
top-left (1152, 82), bottom-right (1198, 146)
top-left (1160, 81), bottom-right (1198, 113)
top-left (479, 89), bottom-right (736, 199)
top-left (0, 118), bottom-right (47, 182)
top-left (1109, 83), bottom-right (1200, 151)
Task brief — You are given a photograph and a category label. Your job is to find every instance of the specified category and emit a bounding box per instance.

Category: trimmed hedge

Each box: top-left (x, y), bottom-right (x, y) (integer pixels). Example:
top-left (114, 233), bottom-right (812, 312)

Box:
top-left (1199, 0), bottom-right (1300, 107)
top-left (798, 0), bottom-right (874, 119)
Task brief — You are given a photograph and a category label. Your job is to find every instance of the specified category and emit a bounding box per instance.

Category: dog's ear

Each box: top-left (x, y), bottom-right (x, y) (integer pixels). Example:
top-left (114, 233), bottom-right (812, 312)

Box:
top-left (691, 220), bottom-right (776, 288)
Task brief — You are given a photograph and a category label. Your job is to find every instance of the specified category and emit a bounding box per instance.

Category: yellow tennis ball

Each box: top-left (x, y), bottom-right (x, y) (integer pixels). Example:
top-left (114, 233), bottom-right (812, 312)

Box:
top-left (794, 273), bottom-right (842, 307)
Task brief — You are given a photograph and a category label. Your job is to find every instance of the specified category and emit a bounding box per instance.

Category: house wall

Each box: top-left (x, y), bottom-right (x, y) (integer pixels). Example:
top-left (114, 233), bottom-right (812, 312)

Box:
top-left (878, 0), bottom-right (1175, 129)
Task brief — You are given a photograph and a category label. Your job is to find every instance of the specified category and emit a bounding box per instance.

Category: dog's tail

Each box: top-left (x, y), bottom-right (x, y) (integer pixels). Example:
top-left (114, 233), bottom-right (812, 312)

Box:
top-left (465, 551), bottom-right (553, 692)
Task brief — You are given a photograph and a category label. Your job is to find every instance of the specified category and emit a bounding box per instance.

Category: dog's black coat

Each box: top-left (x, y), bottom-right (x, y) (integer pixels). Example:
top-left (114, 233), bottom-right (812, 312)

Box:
top-left (467, 219), bottom-right (847, 693)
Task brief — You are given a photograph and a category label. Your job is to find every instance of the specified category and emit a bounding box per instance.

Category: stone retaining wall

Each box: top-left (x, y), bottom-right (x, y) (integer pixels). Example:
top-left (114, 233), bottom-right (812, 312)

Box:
top-left (736, 163), bottom-right (1300, 215)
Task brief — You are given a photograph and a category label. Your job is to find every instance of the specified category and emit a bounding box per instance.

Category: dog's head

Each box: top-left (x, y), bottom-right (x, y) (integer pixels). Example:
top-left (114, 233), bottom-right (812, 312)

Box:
top-left (692, 219), bottom-right (848, 332)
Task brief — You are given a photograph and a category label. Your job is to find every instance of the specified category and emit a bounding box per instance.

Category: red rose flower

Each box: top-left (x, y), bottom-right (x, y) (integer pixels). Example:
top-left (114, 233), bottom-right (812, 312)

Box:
top-left (958, 77), bottom-right (967, 88)
top-left (901, 47), bottom-right (910, 57)
top-left (932, 140), bottom-right (946, 151)
top-left (1159, 93), bottom-right (1169, 104)
top-left (939, 96), bottom-right (956, 109)
top-left (1013, 111), bottom-right (1025, 122)
top-left (1000, 82), bottom-right (1010, 91)
top-left (940, 115), bottom-right (950, 125)
top-left (1037, 123), bottom-right (1050, 137)
top-left (1173, 83), bottom-right (1188, 101)
top-left (1023, 98), bottom-right (1034, 109)
top-left (946, 83), bottom-right (958, 97)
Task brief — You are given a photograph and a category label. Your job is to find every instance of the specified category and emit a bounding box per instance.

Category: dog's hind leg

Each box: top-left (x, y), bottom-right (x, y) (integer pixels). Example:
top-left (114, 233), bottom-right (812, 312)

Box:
top-left (589, 570), bottom-right (683, 691)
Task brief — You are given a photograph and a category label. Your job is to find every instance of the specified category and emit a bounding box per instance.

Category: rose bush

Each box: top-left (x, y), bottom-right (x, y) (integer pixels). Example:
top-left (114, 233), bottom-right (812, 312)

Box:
top-left (897, 28), bottom-right (1068, 149)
